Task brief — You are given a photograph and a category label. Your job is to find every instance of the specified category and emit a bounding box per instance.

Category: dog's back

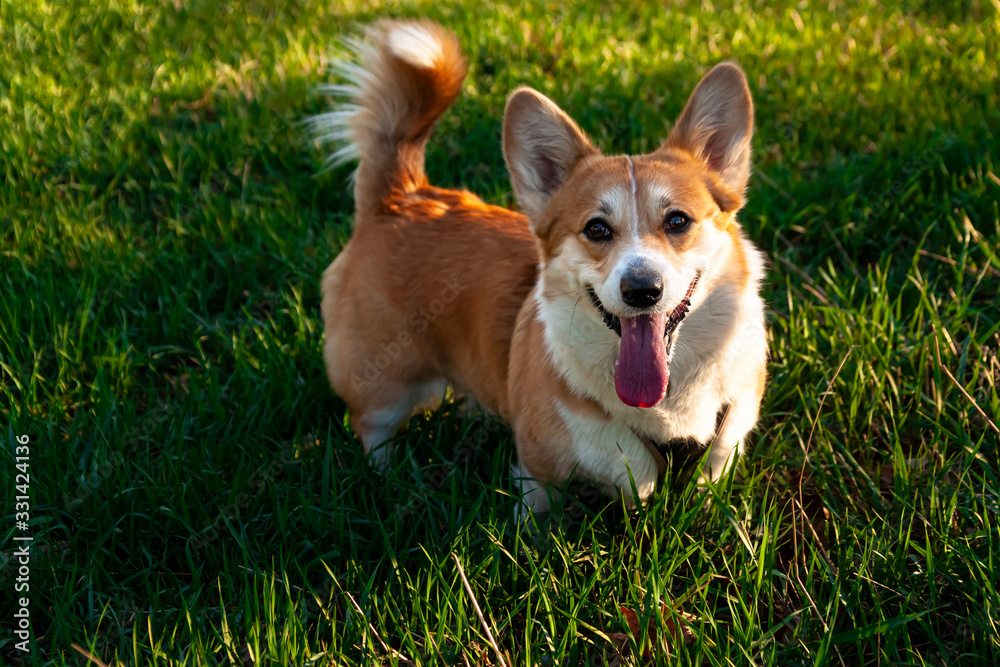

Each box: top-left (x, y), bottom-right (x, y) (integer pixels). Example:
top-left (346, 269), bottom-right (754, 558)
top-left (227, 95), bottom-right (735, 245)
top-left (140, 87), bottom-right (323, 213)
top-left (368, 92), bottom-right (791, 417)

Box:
top-left (313, 21), bottom-right (537, 464)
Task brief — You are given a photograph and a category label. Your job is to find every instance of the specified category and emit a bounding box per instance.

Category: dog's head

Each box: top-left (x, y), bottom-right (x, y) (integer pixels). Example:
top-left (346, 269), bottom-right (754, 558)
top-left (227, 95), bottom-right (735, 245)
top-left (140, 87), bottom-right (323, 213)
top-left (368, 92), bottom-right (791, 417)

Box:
top-left (503, 63), bottom-right (754, 409)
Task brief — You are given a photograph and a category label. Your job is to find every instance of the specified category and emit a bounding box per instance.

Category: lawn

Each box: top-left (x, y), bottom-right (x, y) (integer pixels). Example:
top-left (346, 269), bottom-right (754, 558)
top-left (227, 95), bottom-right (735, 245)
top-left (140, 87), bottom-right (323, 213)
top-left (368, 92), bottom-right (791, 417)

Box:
top-left (1, 0), bottom-right (999, 664)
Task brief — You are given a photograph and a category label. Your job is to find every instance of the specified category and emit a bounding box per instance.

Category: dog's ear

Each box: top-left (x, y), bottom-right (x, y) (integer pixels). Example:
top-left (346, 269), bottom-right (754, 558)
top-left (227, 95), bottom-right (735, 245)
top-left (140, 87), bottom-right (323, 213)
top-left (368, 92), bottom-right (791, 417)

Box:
top-left (503, 88), bottom-right (598, 220)
top-left (660, 62), bottom-right (754, 212)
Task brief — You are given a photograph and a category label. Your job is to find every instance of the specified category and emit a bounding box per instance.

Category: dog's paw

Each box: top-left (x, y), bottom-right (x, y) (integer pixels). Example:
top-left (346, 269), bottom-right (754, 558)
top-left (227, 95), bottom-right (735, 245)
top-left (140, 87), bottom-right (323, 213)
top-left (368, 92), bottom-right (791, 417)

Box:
top-left (366, 441), bottom-right (394, 471)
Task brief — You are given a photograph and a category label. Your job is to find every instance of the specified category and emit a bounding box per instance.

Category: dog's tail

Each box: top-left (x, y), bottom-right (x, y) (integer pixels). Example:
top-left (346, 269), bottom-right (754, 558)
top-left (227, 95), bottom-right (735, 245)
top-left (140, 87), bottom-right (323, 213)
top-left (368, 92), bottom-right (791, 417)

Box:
top-left (309, 21), bottom-right (467, 219)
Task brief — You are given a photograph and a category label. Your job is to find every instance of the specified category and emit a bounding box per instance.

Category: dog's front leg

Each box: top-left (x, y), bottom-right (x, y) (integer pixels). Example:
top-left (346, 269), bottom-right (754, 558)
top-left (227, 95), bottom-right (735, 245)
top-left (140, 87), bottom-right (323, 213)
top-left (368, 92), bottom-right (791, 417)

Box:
top-left (512, 404), bottom-right (661, 521)
top-left (555, 407), bottom-right (661, 507)
top-left (512, 459), bottom-right (561, 522)
top-left (699, 370), bottom-right (766, 483)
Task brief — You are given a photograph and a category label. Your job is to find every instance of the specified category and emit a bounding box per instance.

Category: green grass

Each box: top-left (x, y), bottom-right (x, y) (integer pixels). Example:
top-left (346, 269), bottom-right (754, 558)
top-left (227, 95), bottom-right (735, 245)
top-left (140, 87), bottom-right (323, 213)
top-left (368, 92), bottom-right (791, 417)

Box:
top-left (2, 0), bottom-right (999, 664)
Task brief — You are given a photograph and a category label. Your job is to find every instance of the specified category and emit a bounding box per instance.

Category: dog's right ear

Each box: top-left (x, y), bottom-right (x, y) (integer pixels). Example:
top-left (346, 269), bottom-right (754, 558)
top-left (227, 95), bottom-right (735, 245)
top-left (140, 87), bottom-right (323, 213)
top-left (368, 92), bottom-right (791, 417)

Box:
top-left (503, 88), bottom-right (597, 221)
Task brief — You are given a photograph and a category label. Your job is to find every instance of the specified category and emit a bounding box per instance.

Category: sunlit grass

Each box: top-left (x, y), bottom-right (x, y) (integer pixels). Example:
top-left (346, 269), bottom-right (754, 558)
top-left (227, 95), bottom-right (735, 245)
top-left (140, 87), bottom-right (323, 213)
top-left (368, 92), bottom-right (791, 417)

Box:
top-left (1, 0), bottom-right (998, 664)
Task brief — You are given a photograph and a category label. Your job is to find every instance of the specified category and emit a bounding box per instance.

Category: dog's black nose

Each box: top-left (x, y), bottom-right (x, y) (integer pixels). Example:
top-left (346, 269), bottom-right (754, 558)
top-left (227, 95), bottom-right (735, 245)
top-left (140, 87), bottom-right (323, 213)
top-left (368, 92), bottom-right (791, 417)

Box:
top-left (620, 271), bottom-right (663, 308)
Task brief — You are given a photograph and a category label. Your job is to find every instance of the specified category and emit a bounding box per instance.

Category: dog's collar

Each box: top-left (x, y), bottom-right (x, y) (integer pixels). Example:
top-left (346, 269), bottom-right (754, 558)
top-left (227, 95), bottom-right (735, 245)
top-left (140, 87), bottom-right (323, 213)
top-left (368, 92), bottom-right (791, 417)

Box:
top-left (587, 271), bottom-right (702, 339)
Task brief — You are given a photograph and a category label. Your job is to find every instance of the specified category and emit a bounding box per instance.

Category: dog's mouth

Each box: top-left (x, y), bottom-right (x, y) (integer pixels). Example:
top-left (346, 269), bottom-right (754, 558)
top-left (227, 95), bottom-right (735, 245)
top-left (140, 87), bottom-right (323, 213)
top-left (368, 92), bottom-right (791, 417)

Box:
top-left (586, 272), bottom-right (701, 340)
top-left (587, 272), bottom-right (701, 409)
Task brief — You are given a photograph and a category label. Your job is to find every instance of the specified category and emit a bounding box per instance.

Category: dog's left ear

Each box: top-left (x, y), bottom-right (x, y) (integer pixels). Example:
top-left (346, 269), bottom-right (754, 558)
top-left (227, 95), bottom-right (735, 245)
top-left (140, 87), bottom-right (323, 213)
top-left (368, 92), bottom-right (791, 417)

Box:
top-left (503, 87), bottom-right (598, 221)
top-left (659, 62), bottom-right (754, 212)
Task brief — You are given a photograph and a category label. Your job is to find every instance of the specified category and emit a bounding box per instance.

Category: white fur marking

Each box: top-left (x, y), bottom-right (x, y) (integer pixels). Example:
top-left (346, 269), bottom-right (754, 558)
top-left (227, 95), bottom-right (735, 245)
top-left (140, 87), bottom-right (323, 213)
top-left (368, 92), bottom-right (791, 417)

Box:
top-left (356, 378), bottom-right (449, 468)
top-left (555, 400), bottom-right (658, 503)
top-left (625, 156), bottom-right (641, 242)
top-left (627, 156), bottom-right (637, 198)
top-left (308, 37), bottom-right (376, 173)
top-left (387, 24), bottom-right (442, 69)
top-left (513, 460), bottom-right (556, 520)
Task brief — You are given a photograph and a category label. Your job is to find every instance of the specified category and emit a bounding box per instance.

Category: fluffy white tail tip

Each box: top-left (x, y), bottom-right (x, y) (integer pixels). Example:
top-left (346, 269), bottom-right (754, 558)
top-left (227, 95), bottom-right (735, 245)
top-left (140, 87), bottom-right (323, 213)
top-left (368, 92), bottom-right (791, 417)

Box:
top-left (387, 24), bottom-right (443, 69)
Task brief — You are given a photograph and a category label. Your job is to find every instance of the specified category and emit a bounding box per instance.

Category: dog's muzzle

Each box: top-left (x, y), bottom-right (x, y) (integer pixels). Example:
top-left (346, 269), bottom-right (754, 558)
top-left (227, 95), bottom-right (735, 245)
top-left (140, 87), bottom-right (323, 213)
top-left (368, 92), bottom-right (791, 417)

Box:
top-left (587, 272), bottom-right (702, 339)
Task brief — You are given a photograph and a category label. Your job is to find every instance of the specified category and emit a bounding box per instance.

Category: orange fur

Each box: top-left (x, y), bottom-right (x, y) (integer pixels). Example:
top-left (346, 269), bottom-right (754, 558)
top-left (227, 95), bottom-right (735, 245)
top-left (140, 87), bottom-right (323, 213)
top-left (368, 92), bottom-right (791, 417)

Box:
top-left (322, 188), bottom-right (536, 427)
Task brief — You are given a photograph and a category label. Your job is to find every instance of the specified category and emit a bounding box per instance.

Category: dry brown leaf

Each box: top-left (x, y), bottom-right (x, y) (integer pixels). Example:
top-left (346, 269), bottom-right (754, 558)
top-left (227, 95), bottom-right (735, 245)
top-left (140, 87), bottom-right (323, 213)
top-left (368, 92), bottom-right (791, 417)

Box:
top-left (876, 456), bottom-right (935, 493)
top-left (619, 604), bottom-right (696, 663)
top-left (777, 471), bottom-right (831, 574)
top-left (607, 631), bottom-right (630, 663)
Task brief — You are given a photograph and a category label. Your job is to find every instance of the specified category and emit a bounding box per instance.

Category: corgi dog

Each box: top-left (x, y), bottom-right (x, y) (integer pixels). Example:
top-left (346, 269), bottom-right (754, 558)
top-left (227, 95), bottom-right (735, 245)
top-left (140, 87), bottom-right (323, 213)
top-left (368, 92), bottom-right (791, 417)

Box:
top-left (313, 20), bottom-right (767, 515)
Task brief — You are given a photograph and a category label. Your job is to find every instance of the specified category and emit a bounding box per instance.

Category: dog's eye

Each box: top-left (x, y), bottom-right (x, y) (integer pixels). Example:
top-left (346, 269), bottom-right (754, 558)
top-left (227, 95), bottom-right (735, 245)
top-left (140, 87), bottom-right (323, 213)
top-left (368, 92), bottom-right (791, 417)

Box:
top-left (664, 211), bottom-right (691, 233)
top-left (583, 218), bottom-right (613, 241)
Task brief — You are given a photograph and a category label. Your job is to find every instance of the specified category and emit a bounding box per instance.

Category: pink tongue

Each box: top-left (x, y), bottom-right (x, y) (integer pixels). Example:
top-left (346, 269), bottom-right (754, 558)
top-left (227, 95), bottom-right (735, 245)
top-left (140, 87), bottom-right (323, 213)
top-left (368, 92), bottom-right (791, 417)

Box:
top-left (614, 313), bottom-right (669, 408)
